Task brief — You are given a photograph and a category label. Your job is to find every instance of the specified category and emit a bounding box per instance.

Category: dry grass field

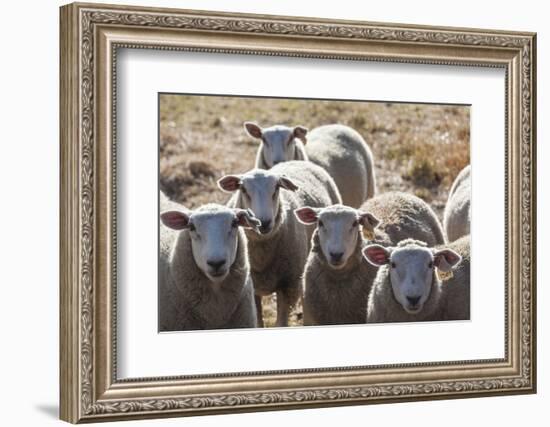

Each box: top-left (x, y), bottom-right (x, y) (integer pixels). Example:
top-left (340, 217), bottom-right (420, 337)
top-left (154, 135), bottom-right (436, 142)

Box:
top-left (159, 94), bottom-right (470, 327)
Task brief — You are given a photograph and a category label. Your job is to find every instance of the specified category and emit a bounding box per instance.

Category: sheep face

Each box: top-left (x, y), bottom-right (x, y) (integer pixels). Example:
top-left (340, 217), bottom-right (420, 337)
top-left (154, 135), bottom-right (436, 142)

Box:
top-left (161, 205), bottom-right (260, 283)
top-left (363, 242), bottom-right (461, 314)
top-left (218, 170), bottom-right (299, 236)
top-left (244, 122), bottom-right (308, 168)
top-left (295, 205), bottom-right (379, 269)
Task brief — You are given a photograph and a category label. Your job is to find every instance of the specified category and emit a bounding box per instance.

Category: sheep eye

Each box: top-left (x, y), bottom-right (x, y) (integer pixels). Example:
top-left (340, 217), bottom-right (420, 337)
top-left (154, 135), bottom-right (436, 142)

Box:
top-left (428, 261), bottom-right (434, 269)
top-left (391, 262), bottom-right (396, 268)
top-left (231, 219), bottom-right (239, 228)
top-left (188, 223), bottom-right (196, 232)
top-left (318, 220), bottom-right (324, 228)
top-left (352, 220), bottom-right (359, 227)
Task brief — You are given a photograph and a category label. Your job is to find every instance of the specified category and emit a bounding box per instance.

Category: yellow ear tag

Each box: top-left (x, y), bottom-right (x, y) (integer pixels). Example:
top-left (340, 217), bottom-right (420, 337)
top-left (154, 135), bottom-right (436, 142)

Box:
top-left (363, 228), bottom-right (375, 241)
top-left (436, 269), bottom-right (454, 282)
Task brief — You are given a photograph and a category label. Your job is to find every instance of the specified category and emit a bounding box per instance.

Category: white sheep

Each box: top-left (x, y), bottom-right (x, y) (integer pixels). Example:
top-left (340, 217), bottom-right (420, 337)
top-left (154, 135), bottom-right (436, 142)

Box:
top-left (434, 234), bottom-right (470, 320)
top-left (245, 122), bottom-right (375, 208)
top-left (159, 198), bottom-right (261, 331)
top-left (363, 235), bottom-right (470, 323)
top-left (218, 160), bottom-right (342, 327)
top-left (307, 124), bottom-right (376, 208)
top-left (360, 191), bottom-right (446, 247)
top-left (294, 204), bottom-right (380, 326)
top-left (244, 122), bottom-right (308, 169)
top-left (444, 165), bottom-right (471, 242)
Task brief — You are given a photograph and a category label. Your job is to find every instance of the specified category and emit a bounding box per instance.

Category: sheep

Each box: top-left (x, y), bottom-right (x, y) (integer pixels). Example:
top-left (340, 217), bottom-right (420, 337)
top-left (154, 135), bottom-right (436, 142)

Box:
top-left (363, 235), bottom-right (470, 323)
top-left (218, 160), bottom-right (342, 327)
top-left (245, 122), bottom-right (375, 208)
top-left (436, 235), bottom-right (471, 320)
top-left (294, 204), bottom-right (380, 326)
top-left (359, 191), bottom-right (446, 247)
top-left (307, 124), bottom-right (376, 208)
top-left (444, 165), bottom-right (471, 242)
top-left (244, 122), bottom-right (308, 169)
top-left (159, 199), bottom-right (261, 331)
top-left (294, 192), bottom-right (445, 326)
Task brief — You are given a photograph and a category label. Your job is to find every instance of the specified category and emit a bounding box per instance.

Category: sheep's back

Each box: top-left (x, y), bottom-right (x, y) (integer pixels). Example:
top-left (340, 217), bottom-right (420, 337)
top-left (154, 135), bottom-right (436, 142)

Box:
top-left (361, 191), bottom-right (445, 246)
top-left (440, 234), bottom-right (470, 320)
top-left (444, 166), bottom-right (471, 242)
top-left (306, 124), bottom-right (375, 207)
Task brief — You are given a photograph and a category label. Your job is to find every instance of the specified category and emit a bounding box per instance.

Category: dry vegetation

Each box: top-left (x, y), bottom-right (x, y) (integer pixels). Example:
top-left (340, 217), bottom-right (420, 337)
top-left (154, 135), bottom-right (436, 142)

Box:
top-left (159, 94), bottom-right (470, 327)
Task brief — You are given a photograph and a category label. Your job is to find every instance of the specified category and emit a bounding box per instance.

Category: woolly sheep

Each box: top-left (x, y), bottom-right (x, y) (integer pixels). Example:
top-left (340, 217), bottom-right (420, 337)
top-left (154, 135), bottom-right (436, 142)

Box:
top-left (435, 235), bottom-right (470, 320)
top-left (444, 165), bottom-right (471, 242)
top-left (363, 235), bottom-right (470, 323)
top-left (307, 124), bottom-right (376, 207)
top-left (244, 122), bottom-right (308, 169)
top-left (360, 191), bottom-right (446, 247)
top-left (218, 160), bottom-right (342, 327)
top-left (159, 199), bottom-right (260, 331)
top-left (245, 122), bottom-right (375, 208)
top-left (294, 204), bottom-right (380, 326)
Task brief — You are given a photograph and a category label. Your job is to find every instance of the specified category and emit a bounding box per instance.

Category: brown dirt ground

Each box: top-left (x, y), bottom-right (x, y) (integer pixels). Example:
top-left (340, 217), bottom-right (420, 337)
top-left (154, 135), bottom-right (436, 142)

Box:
top-left (159, 94), bottom-right (470, 327)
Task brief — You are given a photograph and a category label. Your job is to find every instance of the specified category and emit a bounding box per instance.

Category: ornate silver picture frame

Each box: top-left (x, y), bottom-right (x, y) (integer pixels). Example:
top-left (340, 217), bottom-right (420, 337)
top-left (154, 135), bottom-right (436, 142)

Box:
top-left (60, 2), bottom-right (536, 423)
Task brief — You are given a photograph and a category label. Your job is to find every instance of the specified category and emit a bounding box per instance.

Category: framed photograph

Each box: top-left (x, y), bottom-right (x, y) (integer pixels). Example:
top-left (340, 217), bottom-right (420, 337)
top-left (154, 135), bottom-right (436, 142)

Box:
top-left (59, 2), bottom-right (537, 423)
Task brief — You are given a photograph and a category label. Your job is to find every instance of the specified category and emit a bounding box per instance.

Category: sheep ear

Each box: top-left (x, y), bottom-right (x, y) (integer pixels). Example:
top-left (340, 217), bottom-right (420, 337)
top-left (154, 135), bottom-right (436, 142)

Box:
top-left (244, 122), bottom-right (263, 139)
top-left (278, 175), bottom-right (299, 192)
top-left (293, 125), bottom-right (308, 144)
top-left (235, 209), bottom-right (261, 231)
top-left (362, 245), bottom-right (391, 267)
top-left (217, 175), bottom-right (242, 193)
top-left (433, 249), bottom-right (462, 272)
top-left (294, 207), bottom-right (319, 224)
top-left (160, 210), bottom-right (190, 230)
top-left (358, 211), bottom-right (380, 229)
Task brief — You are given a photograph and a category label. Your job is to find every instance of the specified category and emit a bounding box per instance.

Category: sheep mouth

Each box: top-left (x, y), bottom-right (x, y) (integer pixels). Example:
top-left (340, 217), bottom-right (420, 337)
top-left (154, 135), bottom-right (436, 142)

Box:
top-left (403, 304), bottom-right (423, 314)
top-left (207, 270), bottom-right (228, 282)
top-left (328, 260), bottom-right (347, 269)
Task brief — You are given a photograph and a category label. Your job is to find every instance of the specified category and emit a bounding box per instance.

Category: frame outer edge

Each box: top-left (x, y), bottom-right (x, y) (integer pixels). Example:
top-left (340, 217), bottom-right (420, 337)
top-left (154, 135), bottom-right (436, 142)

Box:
top-left (529, 33), bottom-right (537, 393)
top-left (60, 3), bottom-right (80, 424)
top-left (59, 2), bottom-right (537, 422)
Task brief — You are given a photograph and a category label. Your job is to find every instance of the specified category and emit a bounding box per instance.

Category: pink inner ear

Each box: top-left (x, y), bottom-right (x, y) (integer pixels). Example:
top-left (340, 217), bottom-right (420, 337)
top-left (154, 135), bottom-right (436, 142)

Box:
top-left (218, 176), bottom-right (241, 192)
top-left (443, 250), bottom-right (461, 265)
top-left (160, 211), bottom-right (189, 230)
top-left (236, 212), bottom-right (247, 227)
top-left (235, 211), bottom-right (256, 228)
top-left (435, 249), bottom-right (461, 266)
top-left (364, 246), bottom-right (389, 265)
top-left (244, 122), bottom-right (262, 139)
top-left (295, 208), bottom-right (317, 224)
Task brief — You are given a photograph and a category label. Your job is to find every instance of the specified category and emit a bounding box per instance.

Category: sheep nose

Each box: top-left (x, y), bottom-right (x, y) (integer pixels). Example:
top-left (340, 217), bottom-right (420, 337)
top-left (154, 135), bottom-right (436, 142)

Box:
top-left (330, 252), bottom-right (344, 262)
top-left (406, 296), bottom-right (421, 306)
top-left (272, 160), bottom-right (281, 165)
top-left (207, 259), bottom-right (226, 271)
top-left (260, 219), bottom-right (272, 232)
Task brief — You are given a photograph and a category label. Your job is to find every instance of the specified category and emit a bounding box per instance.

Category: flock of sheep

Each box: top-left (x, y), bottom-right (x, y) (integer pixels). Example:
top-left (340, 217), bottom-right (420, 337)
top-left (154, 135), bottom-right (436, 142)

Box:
top-left (159, 122), bottom-right (471, 331)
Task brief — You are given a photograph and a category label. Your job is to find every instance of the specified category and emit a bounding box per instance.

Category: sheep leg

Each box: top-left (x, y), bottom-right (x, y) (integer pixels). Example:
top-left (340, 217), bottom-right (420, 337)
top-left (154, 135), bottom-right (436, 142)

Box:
top-left (275, 290), bottom-right (290, 327)
top-left (255, 295), bottom-right (264, 327)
